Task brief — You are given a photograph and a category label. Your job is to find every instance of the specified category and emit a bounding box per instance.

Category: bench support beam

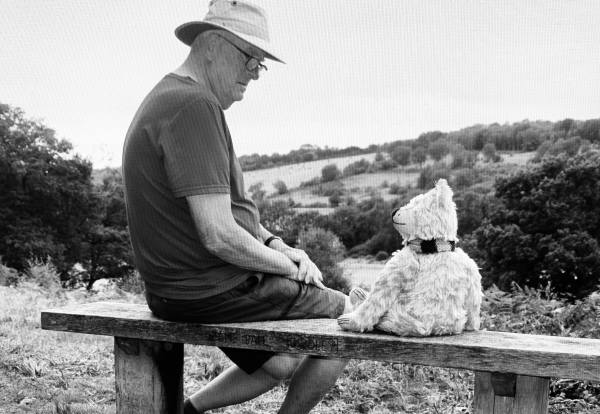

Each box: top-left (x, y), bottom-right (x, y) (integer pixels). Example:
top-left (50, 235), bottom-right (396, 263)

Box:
top-left (473, 371), bottom-right (549, 414)
top-left (115, 337), bottom-right (184, 414)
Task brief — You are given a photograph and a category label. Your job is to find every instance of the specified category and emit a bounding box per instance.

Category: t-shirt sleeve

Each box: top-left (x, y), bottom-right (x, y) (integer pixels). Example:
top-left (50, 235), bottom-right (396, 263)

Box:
top-left (161, 98), bottom-right (231, 198)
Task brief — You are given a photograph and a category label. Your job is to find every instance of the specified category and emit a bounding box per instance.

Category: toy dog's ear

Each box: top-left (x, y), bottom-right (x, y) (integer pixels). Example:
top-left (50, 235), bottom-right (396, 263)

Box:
top-left (435, 179), bottom-right (454, 209)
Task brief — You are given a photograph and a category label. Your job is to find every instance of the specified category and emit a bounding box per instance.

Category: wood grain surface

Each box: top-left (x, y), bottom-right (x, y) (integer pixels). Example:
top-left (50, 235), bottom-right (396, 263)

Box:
top-left (41, 301), bottom-right (600, 381)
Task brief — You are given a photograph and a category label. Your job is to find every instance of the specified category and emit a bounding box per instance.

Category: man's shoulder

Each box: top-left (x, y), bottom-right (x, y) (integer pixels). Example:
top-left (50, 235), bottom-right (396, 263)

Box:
top-left (151, 74), bottom-right (220, 111)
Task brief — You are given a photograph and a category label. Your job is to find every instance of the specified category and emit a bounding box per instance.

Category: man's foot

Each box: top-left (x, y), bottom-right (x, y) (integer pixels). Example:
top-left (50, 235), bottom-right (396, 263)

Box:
top-left (349, 287), bottom-right (367, 306)
top-left (184, 398), bottom-right (202, 414)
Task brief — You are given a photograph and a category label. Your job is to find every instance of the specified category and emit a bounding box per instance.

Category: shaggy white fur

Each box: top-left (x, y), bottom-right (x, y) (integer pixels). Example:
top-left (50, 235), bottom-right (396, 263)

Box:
top-left (338, 179), bottom-right (483, 336)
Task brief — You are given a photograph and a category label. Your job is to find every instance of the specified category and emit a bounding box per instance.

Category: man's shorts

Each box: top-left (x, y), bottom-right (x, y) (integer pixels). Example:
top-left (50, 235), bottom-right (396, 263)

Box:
top-left (145, 273), bottom-right (347, 374)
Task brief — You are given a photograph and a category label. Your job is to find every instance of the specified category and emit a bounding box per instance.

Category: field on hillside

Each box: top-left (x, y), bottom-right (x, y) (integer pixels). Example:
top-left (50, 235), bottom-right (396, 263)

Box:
top-left (244, 153), bottom-right (379, 193)
top-left (262, 151), bottom-right (536, 207)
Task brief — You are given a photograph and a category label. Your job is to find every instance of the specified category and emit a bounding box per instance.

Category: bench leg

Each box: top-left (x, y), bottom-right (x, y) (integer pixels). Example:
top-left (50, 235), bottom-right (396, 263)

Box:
top-left (114, 337), bottom-right (184, 414)
top-left (473, 371), bottom-right (549, 414)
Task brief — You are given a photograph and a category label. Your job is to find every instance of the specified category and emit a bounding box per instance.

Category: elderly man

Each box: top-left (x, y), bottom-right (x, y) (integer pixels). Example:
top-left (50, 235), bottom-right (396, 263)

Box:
top-left (122, 1), bottom-right (353, 413)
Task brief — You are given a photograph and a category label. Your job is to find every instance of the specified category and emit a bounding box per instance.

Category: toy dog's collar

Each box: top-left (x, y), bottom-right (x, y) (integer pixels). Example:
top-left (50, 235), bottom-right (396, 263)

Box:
top-left (407, 239), bottom-right (456, 254)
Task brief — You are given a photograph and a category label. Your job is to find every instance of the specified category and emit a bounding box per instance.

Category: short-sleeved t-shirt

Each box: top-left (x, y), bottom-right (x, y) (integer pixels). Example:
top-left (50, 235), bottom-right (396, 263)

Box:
top-left (122, 73), bottom-right (260, 300)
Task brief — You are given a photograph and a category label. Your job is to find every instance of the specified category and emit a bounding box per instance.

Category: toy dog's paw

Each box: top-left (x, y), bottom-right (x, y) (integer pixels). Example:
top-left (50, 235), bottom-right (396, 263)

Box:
top-left (375, 314), bottom-right (396, 332)
top-left (337, 313), bottom-right (363, 332)
top-left (349, 287), bottom-right (368, 307)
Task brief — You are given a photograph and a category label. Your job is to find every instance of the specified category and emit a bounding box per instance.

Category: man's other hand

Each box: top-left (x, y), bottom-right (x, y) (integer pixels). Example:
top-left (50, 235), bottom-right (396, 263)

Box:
top-left (281, 248), bottom-right (326, 289)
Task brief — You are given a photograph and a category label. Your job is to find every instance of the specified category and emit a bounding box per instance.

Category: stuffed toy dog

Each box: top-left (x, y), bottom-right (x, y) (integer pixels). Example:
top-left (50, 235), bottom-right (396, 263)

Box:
top-left (338, 179), bottom-right (482, 336)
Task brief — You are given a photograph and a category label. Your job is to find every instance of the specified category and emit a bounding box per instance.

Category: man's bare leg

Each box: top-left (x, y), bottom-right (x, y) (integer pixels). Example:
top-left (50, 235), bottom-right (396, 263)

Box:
top-left (188, 296), bottom-right (353, 413)
top-left (277, 296), bottom-right (353, 414)
top-left (278, 356), bottom-right (348, 414)
top-left (188, 353), bottom-right (301, 412)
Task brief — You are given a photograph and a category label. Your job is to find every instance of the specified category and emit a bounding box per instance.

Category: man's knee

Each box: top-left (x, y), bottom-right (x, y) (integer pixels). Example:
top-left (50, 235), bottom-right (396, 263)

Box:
top-left (259, 354), bottom-right (302, 381)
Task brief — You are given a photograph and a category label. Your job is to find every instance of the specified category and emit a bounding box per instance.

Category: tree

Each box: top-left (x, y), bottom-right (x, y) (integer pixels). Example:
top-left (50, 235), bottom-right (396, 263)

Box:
top-left (296, 227), bottom-right (350, 293)
top-left (390, 146), bottom-right (411, 166)
top-left (273, 179), bottom-right (288, 195)
top-left (0, 104), bottom-right (97, 277)
top-left (428, 140), bottom-right (450, 162)
top-left (248, 182), bottom-right (266, 202)
top-left (474, 150), bottom-right (600, 298)
top-left (321, 163), bottom-right (341, 182)
top-left (411, 146), bottom-right (427, 167)
top-left (482, 143), bottom-right (500, 162)
top-left (577, 119), bottom-right (600, 143)
top-left (79, 168), bottom-right (133, 289)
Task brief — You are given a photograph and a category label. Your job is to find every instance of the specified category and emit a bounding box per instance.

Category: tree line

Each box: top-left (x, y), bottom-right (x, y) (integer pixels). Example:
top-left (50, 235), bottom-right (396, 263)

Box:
top-left (239, 118), bottom-right (600, 172)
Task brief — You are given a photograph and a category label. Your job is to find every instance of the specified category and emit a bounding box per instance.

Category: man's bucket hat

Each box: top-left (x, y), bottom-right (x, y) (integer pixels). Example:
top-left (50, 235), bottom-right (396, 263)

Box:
top-left (175, 0), bottom-right (284, 63)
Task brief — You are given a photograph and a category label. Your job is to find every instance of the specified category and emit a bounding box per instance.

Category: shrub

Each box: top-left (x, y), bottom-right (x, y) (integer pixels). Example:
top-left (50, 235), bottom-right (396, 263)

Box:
top-left (482, 143), bottom-right (501, 162)
top-left (299, 176), bottom-right (321, 188)
top-left (273, 180), bottom-right (288, 195)
top-left (312, 181), bottom-right (345, 197)
top-left (321, 164), bottom-right (341, 182)
top-left (452, 170), bottom-right (474, 189)
top-left (474, 151), bottom-right (600, 299)
top-left (296, 227), bottom-right (351, 294)
top-left (248, 182), bottom-right (266, 201)
top-left (388, 183), bottom-right (406, 195)
top-left (24, 258), bottom-right (62, 292)
top-left (390, 146), bottom-right (411, 166)
top-left (116, 270), bottom-right (145, 294)
top-left (0, 260), bottom-right (19, 286)
top-left (329, 193), bottom-right (342, 207)
top-left (375, 251), bottom-right (389, 261)
top-left (417, 164), bottom-right (450, 189)
top-left (343, 159), bottom-right (370, 176)
top-left (411, 146), bottom-right (427, 166)
top-left (428, 140), bottom-right (450, 161)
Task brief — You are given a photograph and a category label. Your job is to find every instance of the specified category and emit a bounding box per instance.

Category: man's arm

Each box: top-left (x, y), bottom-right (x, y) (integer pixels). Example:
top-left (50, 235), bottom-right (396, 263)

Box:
top-left (186, 193), bottom-right (298, 278)
top-left (257, 224), bottom-right (325, 289)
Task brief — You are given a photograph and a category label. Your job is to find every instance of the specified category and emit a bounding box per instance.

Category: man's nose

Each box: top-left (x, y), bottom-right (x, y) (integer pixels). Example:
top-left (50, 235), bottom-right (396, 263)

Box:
top-left (391, 208), bottom-right (399, 217)
top-left (248, 69), bottom-right (260, 81)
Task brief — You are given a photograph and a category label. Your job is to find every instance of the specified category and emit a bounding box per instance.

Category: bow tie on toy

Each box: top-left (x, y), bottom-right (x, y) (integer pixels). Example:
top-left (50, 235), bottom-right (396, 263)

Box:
top-left (407, 239), bottom-right (456, 254)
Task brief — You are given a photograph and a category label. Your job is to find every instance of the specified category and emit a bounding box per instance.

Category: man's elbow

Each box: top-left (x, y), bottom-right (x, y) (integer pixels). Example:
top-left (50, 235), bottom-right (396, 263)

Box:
top-left (199, 230), bottom-right (231, 256)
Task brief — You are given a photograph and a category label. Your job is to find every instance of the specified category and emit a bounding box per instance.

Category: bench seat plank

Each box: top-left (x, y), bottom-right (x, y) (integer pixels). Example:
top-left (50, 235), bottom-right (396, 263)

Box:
top-left (41, 301), bottom-right (600, 382)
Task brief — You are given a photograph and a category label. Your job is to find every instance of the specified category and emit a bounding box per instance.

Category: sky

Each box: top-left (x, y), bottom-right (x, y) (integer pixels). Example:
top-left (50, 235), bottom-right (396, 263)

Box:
top-left (1, 0), bottom-right (599, 168)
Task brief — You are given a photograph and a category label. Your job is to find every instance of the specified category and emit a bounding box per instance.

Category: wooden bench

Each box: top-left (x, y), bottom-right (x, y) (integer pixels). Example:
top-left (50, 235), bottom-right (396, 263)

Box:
top-left (41, 301), bottom-right (600, 414)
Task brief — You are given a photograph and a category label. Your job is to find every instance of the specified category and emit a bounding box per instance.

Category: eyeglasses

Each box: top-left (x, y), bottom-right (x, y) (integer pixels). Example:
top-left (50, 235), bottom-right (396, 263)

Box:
top-left (216, 34), bottom-right (268, 74)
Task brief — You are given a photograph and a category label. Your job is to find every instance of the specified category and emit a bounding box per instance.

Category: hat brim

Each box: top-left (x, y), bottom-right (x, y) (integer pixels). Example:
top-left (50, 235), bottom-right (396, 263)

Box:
top-left (175, 21), bottom-right (285, 64)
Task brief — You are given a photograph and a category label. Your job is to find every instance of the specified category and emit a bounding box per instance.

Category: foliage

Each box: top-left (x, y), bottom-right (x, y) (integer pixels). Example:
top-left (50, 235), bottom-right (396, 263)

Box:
top-left (482, 142), bottom-right (501, 162)
top-left (417, 163), bottom-right (450, 189)
top-left (23, 258), bottom-right (62, 290)
top-left (248, 182), bottom-right (266, 202)
top-left (411, 146), bottom-right (427, 166)
top-left (342, 158), bottom-right (370, 176)
top-left (77, 168), bottom-right (133, 289)
top-left (0, 259), bottom-right (19, 286)
top-left (474, 151), bottom-right (600, 299)
top-left (296, 227), bottom-right (351, 294)
top-left (273, 179), bottom-right (288, 195)
top-left (321, 163), bottom-right (341, 182)
top-left (0, 104), bottom-right (96, 278)
top-left (390, 146), bottom-right (411, 165)
top-left (427, 139), bottom-right (450, 161)
top-left (374, 250), bottom-right (389, 261)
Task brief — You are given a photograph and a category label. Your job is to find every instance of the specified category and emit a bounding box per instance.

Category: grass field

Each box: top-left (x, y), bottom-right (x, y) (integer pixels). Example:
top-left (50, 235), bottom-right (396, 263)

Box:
top-left (2, 261), bottom-right (599, 413)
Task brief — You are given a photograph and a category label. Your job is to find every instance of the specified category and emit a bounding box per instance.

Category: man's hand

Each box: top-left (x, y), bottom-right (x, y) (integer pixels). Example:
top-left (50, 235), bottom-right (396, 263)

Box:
top-left (281, 248), bottom-right (326, 289)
